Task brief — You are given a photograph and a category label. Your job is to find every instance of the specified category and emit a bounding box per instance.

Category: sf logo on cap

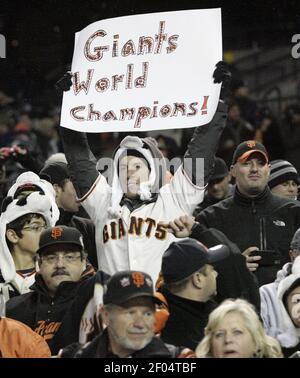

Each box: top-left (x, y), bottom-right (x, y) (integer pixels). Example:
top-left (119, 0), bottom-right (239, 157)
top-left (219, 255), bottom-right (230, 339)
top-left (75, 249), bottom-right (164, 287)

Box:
top-left (246, 141), bottom-right (256, 148)
top-left (132, 272), bottom-right (145, 288)
top-left (51, 227), bottom-right (63, 239)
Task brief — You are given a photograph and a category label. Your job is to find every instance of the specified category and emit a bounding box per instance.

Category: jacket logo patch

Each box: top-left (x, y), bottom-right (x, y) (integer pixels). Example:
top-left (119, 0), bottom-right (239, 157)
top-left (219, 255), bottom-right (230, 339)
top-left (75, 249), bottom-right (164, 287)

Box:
top-left (273, 220), bottom-right (285, 227)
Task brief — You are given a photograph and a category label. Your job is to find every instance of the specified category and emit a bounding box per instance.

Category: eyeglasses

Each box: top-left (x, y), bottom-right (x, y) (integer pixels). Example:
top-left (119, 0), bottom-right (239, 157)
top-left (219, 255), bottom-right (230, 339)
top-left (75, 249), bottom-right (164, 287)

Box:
top-left (41, 252), bottom-right (82, 264)
top-left (22, 224), bottom-right (47, 233)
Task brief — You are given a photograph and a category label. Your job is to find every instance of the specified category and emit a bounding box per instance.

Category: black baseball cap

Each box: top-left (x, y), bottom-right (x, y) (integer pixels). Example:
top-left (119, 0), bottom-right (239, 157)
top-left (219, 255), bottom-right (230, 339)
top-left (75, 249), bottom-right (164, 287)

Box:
top-left (39, 162), bottom-right (70, 185)
top-left (209, 157), bottom-right (229, 182)
top-left (232, 141), bottom-right (269, 165)
top-left (103, 270), bottom-right (162, 306)
top-left (161, 238), bottom-right (229, 283)
top-left (37, 226), bottom-right (84, 255)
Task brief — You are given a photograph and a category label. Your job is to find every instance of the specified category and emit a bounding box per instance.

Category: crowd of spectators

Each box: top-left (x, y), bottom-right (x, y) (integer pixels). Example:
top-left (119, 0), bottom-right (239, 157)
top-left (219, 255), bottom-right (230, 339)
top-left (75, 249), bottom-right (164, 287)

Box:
top-left (0, 57), bottom-right (299, 360)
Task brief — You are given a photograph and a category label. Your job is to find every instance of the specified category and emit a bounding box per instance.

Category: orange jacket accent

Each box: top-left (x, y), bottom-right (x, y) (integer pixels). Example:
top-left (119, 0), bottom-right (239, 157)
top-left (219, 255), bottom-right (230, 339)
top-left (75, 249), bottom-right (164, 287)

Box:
top-left (0, 317), bottom-right (51, 358)
top-left (154, 292), bottom-right (170, 334)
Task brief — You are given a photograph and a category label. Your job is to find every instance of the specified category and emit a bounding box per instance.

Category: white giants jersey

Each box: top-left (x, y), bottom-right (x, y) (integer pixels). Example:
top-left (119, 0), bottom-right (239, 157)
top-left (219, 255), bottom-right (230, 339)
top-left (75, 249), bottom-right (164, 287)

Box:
top-left (79, 165), bottom-right (205, 283)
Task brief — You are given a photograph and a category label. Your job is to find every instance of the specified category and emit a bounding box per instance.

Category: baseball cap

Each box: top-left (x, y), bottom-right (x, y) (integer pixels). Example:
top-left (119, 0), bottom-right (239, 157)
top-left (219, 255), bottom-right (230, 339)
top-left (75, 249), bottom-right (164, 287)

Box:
top-left (268, 160), bottom-right (299, 189)
top-left (161, 238), bottom-right (229, 283)
top-left (103, 270), bottom-right (162, 306)
top-left (232, 141), bottom-right (269, 165)
top-left (210, 157), bottom-right (229, 182)
top-left (291, 228), bottom-right (300, 251)
top-left (39, 162), bottom-right (70, 185)
top-left (37, 226), bottom-right (84, 255)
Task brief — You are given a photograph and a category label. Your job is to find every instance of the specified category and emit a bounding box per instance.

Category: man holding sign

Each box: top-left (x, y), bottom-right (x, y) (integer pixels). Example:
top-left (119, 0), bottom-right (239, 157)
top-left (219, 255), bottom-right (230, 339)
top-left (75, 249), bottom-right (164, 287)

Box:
top-left (58, 10), bottom-right (230, 283)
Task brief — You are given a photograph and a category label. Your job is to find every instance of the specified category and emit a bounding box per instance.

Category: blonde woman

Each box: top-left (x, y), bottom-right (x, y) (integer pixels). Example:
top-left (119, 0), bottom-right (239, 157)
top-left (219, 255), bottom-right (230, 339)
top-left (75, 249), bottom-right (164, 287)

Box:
top-left (196, 299), bottom-right (282, 358)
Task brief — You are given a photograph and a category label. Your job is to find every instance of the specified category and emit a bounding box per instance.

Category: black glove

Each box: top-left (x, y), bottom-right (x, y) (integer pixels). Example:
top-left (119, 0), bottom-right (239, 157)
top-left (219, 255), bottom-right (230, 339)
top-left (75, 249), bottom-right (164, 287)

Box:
top-left (11, 145), bottom-right (44, 173)
top-left (55, 72), bottom-right (73, 92)
top-left (213, 61), bottom-right (232, 101)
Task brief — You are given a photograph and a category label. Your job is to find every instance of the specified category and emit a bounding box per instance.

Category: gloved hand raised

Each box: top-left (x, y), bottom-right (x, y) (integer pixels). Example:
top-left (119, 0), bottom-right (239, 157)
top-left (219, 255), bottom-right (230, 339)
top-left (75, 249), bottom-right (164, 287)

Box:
top-left (55, 71), bottom-right (73, 92)
top-left (213, 61), bottom-right (232, 101)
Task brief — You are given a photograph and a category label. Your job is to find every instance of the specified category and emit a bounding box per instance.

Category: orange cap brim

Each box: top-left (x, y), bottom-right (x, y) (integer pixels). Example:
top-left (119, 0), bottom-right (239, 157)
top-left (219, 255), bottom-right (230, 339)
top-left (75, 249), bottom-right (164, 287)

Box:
top-left (237, 150), bottom-right (269, 164)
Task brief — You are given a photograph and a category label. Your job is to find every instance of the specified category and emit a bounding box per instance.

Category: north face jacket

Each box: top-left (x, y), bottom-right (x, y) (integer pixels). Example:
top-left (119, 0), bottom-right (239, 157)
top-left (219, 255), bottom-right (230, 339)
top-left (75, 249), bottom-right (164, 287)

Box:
top-left (197, 186), bottom-right (300, 286)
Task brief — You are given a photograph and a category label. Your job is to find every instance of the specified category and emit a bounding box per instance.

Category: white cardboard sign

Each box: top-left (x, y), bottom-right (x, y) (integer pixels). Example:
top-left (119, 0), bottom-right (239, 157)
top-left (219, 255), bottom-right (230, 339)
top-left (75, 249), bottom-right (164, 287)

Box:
top-left (60, 8), bottom-right (222, 133)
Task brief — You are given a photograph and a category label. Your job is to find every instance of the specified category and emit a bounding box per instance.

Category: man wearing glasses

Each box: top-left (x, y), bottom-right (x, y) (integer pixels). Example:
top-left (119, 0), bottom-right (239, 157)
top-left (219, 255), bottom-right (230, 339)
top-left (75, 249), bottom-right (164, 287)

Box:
top-left (6, 225), bottom-right (109, 355)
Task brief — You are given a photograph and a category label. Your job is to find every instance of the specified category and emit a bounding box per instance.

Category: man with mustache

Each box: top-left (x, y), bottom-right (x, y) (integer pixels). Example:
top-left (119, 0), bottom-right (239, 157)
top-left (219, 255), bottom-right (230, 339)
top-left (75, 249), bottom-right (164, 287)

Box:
top-left (6, 225), bottom-right (109, 355)
top-left (39, 161), bottom-right (98, 269)
top-left (197, 140), bottom-right (300, 286)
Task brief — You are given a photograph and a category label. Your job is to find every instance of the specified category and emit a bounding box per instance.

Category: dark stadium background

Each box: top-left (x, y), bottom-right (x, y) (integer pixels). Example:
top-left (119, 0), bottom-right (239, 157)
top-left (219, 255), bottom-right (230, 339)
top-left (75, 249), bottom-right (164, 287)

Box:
top-left (0, 0), bottom-right (299, 97)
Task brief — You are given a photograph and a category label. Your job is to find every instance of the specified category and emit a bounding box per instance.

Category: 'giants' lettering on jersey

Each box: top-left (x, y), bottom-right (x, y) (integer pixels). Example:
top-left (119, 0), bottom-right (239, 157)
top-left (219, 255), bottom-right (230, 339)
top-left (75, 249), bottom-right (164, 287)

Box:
top-left (103, 216), bottom-right (168, 243)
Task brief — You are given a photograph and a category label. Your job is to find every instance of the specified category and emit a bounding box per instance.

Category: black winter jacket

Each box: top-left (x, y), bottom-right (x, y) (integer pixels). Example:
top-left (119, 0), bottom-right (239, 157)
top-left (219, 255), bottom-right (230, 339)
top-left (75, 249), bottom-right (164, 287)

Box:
top-left (190, 222), bottom-right (260, 310)
top-left (6, 268), bottom-right (109, 355)
top-left (61, 329), bottom-right (191, 358)
top-left (160, 288), bottom-right (217, 350)
top-left (197, 186), bottom-right (300, 286)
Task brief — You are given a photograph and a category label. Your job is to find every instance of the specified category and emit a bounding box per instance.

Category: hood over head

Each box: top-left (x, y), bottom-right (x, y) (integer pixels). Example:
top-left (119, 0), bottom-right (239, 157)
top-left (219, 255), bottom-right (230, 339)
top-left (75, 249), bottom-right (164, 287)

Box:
top-left (108, 136), bottom-right (166, 218)
top-left (7, 171), bottom-right (59, 225)
top-left (277, 256), bottom-right (300, 347)
top-left (0, 191), bottom-right (52, 284)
